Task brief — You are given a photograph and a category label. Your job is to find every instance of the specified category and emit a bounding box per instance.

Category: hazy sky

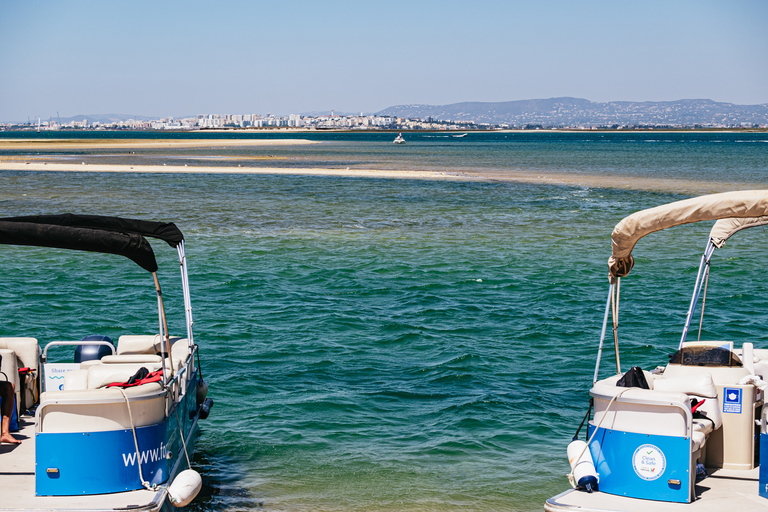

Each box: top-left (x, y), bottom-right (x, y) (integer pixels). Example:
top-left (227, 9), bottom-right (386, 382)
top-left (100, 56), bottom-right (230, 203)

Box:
top-left (1, 0), bottom-right (766, 121)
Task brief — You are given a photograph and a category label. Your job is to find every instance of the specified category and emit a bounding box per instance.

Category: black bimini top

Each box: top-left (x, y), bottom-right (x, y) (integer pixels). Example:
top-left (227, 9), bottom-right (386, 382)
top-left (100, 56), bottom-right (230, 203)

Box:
top-left (0, 214), bottom-right (184, 273)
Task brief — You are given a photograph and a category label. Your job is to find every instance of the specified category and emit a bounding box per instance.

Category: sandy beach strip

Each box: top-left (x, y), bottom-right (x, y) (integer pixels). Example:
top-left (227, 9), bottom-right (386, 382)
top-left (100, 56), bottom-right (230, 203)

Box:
top-left (0, 139), bottom-right (319, 150)
top-left (0, 161), bottom-right (762, 194)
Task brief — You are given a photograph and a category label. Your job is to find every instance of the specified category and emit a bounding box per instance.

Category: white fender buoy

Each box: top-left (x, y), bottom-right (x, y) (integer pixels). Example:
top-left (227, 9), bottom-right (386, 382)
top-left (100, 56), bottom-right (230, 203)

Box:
top-left (168, 469), bottom-right (202, 507)
top-left (567, 440), bottom-right (598, 492)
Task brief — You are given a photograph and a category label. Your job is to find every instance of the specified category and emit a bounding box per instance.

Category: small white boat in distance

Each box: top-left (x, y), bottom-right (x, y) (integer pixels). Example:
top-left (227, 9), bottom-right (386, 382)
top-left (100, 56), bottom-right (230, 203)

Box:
top-left (393, 133), bottom-right (406, 144)
top-left (546, 190), bottom-right (768, 511)
top-left (452, 133), bottom-right (467, 138)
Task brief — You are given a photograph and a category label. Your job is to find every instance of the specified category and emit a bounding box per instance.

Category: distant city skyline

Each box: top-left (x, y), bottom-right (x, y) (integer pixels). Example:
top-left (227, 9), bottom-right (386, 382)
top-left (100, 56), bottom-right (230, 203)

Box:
top-left (1, 1), bottom-right (766, 123)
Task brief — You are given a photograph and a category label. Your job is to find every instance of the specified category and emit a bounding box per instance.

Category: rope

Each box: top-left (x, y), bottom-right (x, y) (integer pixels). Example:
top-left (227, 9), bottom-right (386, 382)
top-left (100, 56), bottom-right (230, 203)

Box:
top-left (174, 404), bottom-right (192, 469)
top-left (117, 388), bottom-right (155, 491)
top-left (572, 398), bottom-right (593, 441)
top-left (194, 345), bottom-right (203, 380)
top-left (567, 388), bottom-right (628, 488)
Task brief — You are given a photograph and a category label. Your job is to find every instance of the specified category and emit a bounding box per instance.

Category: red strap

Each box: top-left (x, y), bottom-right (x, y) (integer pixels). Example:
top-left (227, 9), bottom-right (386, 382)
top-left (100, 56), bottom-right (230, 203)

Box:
top-left (106, 370), bottom-right (164, 388)
top-left (691, 398), bottom-right (706, 413)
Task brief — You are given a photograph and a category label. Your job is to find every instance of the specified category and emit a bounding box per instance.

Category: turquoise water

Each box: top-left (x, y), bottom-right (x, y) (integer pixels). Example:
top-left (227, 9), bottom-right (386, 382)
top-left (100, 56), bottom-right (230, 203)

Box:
top-left (1, 132), bottom-right (768, 510)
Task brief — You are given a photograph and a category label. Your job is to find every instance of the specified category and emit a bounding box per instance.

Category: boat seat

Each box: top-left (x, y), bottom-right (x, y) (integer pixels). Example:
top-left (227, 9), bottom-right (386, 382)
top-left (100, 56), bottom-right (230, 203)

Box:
top-left (592, 371), bottom-right (720, 454)
top-left (100, 354), bottom-right (163, 365)
top-left (0, 337), bottom-right (40, 413)
top-left (654, 372), bottom-right (722, 431)
top-left (592, 379), bottom-right (690, 438)
top-left (663, 363), bottom-right (751, 386)
top-left (691, 430), bottom-right (706, 452)
top-left (63, 369), bottom-right (88, 390)
top-left (86, 362), bottom-right (163, 389)
top-left (64, 357), bottom-right (182, 390)
top-left (117, 334), bottom-right (189, 359)
top-left (38, 382), bottom-right (166, 432)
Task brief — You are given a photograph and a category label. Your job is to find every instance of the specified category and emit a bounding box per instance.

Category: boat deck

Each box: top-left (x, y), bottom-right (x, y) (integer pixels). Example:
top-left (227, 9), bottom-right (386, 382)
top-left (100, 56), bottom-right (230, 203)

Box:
top-left (1, 412), bottom-right (166, 512)
top-left (545, 467), bottom-right (764, 512)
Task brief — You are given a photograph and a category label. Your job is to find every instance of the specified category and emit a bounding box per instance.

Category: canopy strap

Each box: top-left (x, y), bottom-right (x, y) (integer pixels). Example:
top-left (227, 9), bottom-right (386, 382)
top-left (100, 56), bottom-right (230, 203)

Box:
top-left (697, 262), bottom-right (711, 342)
top-left (593, 283), bottom-right (614, 385)
top-left (680, 241), bottom-right (716, 349)
top-left (152, 273), bottom-right (174, 382)
top-left (611, 278), bottom-right (621, 375)
top-left (572, 398), bottom-right (594, 441)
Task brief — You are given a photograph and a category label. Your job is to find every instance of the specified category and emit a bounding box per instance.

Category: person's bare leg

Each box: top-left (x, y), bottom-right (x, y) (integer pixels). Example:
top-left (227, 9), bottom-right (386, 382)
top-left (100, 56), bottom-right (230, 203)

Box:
top-left (0, 382), bottom-right (21, 444)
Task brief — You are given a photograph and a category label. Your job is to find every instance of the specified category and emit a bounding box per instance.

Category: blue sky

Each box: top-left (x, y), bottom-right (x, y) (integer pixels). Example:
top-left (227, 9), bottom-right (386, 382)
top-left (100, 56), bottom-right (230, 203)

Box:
top-left (0, 0), bottom-right (766, 121)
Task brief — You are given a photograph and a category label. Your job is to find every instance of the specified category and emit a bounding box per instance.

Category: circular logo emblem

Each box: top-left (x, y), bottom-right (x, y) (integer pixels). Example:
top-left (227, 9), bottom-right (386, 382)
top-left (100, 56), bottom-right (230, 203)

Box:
top-left (632, 444), bottom-right (666, 481)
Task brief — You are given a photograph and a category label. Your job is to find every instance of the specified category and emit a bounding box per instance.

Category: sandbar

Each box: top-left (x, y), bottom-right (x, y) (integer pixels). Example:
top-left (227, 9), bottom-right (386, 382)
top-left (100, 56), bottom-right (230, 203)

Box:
top-left (0, 139), bottom-right (319, 150)
top-left (0, 161), bottom-right (762, 195)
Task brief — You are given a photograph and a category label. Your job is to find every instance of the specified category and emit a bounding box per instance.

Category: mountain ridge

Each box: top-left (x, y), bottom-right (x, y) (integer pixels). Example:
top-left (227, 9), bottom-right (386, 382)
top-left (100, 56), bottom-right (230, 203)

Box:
top-left (376, 97), bottom-right (768, 127)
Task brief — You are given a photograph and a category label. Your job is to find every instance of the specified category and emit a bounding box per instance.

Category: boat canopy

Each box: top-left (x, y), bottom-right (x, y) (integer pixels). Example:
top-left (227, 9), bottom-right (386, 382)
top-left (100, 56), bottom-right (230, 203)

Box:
top-left (608, 190), bottom-right (768, 279)
top-left (709, 216), bottom-right (768, 248)
top-left (0, 214), bottom-right (184, 273)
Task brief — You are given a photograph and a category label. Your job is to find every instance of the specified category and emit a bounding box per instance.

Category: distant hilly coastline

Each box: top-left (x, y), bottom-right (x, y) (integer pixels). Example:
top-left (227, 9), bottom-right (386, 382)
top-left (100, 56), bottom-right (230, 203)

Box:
top-left (18, 98), bottom-right (768, 129)
top-left (376, 98), bottom-right (768, 127)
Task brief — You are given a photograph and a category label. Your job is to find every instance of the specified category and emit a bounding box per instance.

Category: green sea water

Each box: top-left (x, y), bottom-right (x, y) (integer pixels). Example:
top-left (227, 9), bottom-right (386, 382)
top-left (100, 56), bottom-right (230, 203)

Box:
top-left (1, 132), bottom-right (768, 510)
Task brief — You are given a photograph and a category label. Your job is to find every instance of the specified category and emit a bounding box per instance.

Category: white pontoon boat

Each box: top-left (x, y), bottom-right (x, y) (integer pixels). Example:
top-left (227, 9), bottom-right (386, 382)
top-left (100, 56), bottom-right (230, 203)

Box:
top-left (0, 214), bottom-right (213, 511)
top-left (546, 191), bottom-right (768, 511)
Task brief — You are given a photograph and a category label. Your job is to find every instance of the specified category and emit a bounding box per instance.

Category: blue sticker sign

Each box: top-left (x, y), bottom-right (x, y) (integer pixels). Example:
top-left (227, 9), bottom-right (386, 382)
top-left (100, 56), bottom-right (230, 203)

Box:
top-left (723, 387), bottom-right (742, 414)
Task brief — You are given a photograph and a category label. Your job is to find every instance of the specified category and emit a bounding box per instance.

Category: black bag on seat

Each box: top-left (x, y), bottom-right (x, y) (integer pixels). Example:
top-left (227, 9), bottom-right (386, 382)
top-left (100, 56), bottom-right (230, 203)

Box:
top-left (616, 366), bottom-right (649, 389)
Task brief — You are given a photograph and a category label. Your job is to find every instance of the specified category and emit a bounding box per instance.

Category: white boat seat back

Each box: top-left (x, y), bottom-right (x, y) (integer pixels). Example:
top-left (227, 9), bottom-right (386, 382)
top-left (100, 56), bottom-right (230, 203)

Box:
top-left (100, 354), bottom-right (163, 365)
top-left (592, 380), bottom-right (689, 438)
top-left (38, 383), bottom-right (165, 432)
top-left (0, 337), bottom-right (40, 411)
top-left (654, 372), bottom-right (717, 398)
top-left (117, 335), bottom-right (189, 357)
top-left (663, 363), bottom-right (751, 386)
top-left (63, 369), bottom-right (88, 391)
top-left (653, 372), bottom-right (722, 430)
top-left (117, 334), bottom-right (163, 355)
top-left (86, 362), bottom-right (162, 389)
top-left (0, 348), bottom-right (21, 411)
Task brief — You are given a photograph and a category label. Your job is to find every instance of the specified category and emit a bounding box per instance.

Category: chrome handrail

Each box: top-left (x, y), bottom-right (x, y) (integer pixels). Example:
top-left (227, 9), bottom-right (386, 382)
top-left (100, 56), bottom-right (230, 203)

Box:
top-left (42, 340), bottom-right (115, 363)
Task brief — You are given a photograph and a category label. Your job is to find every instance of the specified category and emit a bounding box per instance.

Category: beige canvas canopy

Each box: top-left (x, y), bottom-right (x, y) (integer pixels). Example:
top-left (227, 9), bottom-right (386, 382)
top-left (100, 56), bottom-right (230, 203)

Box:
top-left (608, 190), bottom-right (768, 279)
top-left (709, 215), bottom-right (768, 248)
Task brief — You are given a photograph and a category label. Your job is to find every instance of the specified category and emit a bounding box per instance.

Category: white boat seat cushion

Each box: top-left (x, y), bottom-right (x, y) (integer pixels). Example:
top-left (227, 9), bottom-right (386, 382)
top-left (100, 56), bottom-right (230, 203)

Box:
top-left (117, 334), bottom-right (163, 355)
top-left (86, 362), bottom-right (162, 389)
top-left (39, 382), bottom-right (165, 432)
top-left (100, 354), bottom-right (163, 364)
top-left (691, 430), bottom-right (706, 452)
top-left (0, 337), bottom-right (40, 412)
top-left (0, 337), bottom-right (39, 372)
top-left (117, 335), bottom-right (189, 357)
top-left (62, 369), bottom-right (89, 390)
top-left (654, 373), bottom-right (718, 398)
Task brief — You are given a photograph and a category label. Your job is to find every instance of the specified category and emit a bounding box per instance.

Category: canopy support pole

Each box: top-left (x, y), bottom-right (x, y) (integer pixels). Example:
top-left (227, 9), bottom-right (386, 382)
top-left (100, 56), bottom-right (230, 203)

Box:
top-left (680, 241), bottom-right (716, 349)
top-left (697, 263), bottom-right (711, 342)
top-left (611, 278), bottom-right (621, 375)
top-left (177, 241), bottom-right (195, 355)
top-left (152, 272), bottom-right (174, 384)
top-left (593, 282), bottom-right (614, 385)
